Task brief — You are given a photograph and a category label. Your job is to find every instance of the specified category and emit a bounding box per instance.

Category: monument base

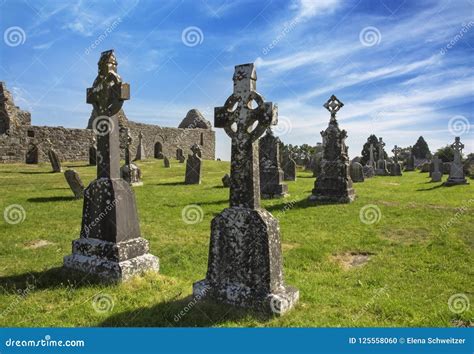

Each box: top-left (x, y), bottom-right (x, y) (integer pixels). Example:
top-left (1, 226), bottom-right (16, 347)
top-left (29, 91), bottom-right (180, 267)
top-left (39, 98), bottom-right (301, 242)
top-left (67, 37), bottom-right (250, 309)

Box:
top-left (444, 178), bottom-right (468, 186)
top-left (63, 237), bottom-right (159, 282)
top-left (261, 184), bottom-right (289, 199)
top-left (308, 192), bottom-right (355, 204)
top-left (193, 207), bottom-right (298, 315)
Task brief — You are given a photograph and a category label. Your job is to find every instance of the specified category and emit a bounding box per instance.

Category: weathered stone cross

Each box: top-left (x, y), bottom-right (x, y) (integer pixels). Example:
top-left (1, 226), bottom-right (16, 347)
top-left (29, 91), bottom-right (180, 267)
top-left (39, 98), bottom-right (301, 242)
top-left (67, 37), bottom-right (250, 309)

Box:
top-left (378, 137), bottom-right (385, 159)
top-left (86, 50), bottom-right (130, 179)
top-left (451, 137), bottom-right (464, 164)
top-left (323, 94), bottom-right (344, 119)
top-left (215, 63), bottom-right (277, 209)
top-left (392, 145), bottom-right (401, 162)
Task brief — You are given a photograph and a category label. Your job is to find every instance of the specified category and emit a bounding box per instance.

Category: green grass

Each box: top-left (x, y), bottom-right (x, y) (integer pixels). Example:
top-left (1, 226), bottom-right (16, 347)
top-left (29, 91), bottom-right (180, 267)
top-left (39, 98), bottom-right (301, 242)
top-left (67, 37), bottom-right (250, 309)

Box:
top-left (0, 160), bottom-right (472, 327)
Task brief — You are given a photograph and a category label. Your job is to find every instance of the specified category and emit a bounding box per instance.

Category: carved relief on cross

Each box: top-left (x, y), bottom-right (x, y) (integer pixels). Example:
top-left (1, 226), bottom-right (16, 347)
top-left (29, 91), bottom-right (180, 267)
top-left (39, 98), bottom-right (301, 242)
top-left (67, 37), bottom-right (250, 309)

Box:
top-left (214, 63), bottom-right (277, 209)
top-left (86, 50), bottom-right (130, 179)
top-left (392, 145), bottom-right (401, 162)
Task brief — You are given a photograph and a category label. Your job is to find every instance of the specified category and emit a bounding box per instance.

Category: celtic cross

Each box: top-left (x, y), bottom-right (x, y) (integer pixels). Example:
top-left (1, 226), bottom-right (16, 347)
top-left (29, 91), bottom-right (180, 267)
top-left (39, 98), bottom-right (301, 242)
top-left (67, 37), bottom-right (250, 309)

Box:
top-left (86, 50), bottom-right (130, 179)
top-left (392, 145), bottom-right (401, 162)
top-left (378, 137), bottom-right (385, 159)
top-left (215, 63), bottom-right (277, 209)
top-left (324, 94), bottom-right (344, 120)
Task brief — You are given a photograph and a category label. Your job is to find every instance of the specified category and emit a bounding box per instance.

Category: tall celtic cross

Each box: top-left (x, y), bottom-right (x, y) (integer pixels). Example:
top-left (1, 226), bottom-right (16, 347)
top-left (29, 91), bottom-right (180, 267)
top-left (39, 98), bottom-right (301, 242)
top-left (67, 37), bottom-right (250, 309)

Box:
top-left (392, 145), bottom-right (401, 162)
top-left (378, 137), bottom-right (385, 159)
top-left (215, 63), bottom-right (277, 209)
top-left (86, 50), bottom-right (130, 179)
top-left (369, 143), bottom-right (375, 162)
top-left (451, 137), bottom-right (464, 164)
top-left (324, 94), bottom-right (344, 120)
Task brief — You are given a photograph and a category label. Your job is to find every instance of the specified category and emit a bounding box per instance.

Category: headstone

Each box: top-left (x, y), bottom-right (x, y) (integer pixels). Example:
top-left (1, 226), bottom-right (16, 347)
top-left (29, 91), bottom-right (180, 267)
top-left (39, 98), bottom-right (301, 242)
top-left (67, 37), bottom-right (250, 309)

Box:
top-left (282, 152), bottom-right (297, 181)
top-left (184, 144), bottom-right (202, 184)
top-left (259, 129), bottom-right (288, 198)
top-left (444, 137), bottom-right (468, 186)
top-left (404, 151), bottom-right (415, 171)
top-left (176, 148), bottom-right (185, 161)
top-left (193, 63), bottom-right (299, 315)
top-left (442, 162), bottom-right (451, 174)
top-left (120, 128), bottom-right (143, 187)
top-left (163, 156), bottom-right (170, 168)
top-left (89, 136), bottom-right (97, 166)
top-left (389, 145), bottom-right (402, 176)
top-left (133, 132), bottom-right (146, 161)
top-left (375, 137), bottom-right (388, 175)
top-left (64, 169), bottom-right (85, 199)
top-left (222, 173), bottom-right (230, 187)
top-left (363, 164), bottom-right (375, 178)
top-left (47, 149), bottom-right (62, 173)
top-left (63, 49), bottom-right (159, 282)
top-left (420, 162), bottom-right (431, 173)
top-left (350, 161), bottom-right (364, 182)
top-left (309, 95), bottom-right (355, 203)
top-left (368, 143), bottom-right (376, 169)
top-left (431, 155), bottom-right (442, 182)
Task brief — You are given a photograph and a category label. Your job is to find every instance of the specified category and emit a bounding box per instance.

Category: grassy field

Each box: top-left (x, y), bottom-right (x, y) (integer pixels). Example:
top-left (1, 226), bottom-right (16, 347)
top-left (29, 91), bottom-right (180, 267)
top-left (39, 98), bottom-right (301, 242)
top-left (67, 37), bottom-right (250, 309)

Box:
top-left (0, 159), bottom-right (472, 327)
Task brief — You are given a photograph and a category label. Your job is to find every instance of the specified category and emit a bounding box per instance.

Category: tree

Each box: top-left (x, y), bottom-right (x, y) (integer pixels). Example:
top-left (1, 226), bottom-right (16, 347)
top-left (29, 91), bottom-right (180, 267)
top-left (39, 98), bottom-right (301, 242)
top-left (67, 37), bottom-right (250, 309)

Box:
top-left (360, 134), bottom-right (379, 165)
top-left (412, 136), bottom-right (430, 159)
top-left (435, 145), bottom-right (455, 162)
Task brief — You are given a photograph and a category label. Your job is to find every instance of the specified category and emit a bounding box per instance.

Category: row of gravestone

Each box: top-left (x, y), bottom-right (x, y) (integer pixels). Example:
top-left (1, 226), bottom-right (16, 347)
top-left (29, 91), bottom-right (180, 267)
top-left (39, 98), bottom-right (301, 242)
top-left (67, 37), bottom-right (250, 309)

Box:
top-left (58, 50), bottom-right (469, 317)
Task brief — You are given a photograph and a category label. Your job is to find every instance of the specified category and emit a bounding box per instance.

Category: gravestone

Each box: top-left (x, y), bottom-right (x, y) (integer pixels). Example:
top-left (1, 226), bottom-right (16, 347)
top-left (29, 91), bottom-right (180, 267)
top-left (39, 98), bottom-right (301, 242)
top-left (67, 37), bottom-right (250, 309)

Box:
top-left (309, 95), bottom-right (355, 203)
top-left (63, 50), bottom-right (159, 282)
top-left (259, 129), bottom-right (288, 198)
top-left (368, 143), bottom-right (376, 169)
top-left (133, 132), bottom-right (146, 161)
top-left (178, 155), bottom-right (186, 163)
top-left (64, 169), bottom-right (85, 199)
top-left (444, 137), bottom-right (468, 186)
top-left (350, 161), bottom-right (364, 182)
top-left (176, 148), bottom-right (185, 161)
top-left (185, 144), bottom-right (202, 185)
top-left (89, 136), bottom-right (97, 166)
top-left (163, 156), bottom-right (170, 168)
top-left (420, 162), bottom-right (431, 173)
top-left (222, 173), bottom-right (230, 187)
top-left (389, 145), bottom-right (402, 176)
top-left (312, 151), bottom-right (323, 177)
top-left (282, 152), bottom-right (297, 181)
top-left (404, 151), bottom-right (415, 171)
top-left (363, 164), bottom-right (375, 178)
top-left (47, 149), bottom-right (62, 173)
top-left (120, 128), bottom-right (143, 186)
top-left (193, 63), bottom-right (299, 315)
top-left (375, 137), bottom-right (388, 175)
top-left (431, 155), bottom-right (442, 182)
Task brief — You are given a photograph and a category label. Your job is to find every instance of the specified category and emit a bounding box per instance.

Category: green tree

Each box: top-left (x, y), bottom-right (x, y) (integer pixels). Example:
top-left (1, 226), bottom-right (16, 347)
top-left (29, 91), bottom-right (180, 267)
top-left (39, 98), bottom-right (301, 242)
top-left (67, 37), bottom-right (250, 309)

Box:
top-left (436, 145), bottom-right (455, 162)
top-left (360, 134), bottom-right (379, 165)
top-left (412, 136), bottom-right (430, 159)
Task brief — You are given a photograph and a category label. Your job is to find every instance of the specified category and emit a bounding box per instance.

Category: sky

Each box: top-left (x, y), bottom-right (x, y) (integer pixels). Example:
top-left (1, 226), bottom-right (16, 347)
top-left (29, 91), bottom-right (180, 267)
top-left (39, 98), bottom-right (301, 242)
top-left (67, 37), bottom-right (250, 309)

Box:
top-left (1, 0), bottom-right (473, 160)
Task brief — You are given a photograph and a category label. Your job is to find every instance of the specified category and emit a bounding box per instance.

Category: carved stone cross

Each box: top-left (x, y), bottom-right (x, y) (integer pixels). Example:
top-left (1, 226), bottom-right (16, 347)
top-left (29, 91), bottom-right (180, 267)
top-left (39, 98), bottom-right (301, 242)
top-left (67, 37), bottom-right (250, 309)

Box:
top-left (215, 63), bottom-right (277, 209)
top-left (451, 137), bottom-right (464, 164)
top-left (392, 145), bottom-right (401, 162)
top-left (378, 137), bottom-right (385, 159)
top-left (323, 94), bottom-right (344, 119)
top-left (86, 50), bottom-right (130, 179)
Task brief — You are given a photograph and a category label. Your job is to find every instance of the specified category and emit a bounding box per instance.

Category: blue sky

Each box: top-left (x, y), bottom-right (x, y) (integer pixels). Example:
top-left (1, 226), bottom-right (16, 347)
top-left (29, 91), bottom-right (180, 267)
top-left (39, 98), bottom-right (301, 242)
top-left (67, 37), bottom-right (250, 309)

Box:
top-left (1, 0), bottom-right (473, 160)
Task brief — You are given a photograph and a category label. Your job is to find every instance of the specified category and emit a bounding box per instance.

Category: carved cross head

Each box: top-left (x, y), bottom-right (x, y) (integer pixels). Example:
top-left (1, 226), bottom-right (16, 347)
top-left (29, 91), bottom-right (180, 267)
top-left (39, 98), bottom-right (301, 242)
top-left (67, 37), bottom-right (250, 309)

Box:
top-left (214, 63), bottom-right (277, 143)
top-left (324, 94), bottom-right (344, 117)
top-left (86, 50), bottom-right (130, 117)
top-left (451, 137), bottom-right (464, 152)
top-left (190, 143), bottom-right (201, 157)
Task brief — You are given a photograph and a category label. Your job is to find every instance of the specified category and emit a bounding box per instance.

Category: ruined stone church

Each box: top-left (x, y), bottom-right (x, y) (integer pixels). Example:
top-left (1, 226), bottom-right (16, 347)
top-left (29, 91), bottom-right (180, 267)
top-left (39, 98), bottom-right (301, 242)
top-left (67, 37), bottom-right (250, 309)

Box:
top-left (0, 82), bottom-right (215, 163)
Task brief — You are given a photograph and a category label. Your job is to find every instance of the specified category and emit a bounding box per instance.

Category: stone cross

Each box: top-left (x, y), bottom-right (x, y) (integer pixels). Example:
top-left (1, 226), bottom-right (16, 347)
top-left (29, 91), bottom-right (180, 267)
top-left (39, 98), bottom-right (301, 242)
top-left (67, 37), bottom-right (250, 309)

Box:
top-left (378, 137), bottom-right (385, 159)
top-left (392, 145), bottom-right (401, 163)
top-left (86, 49), bottom-right (130, 179)
top-left (369, 143), bottom-right (375, 165)
top-left (452, 137), bottom-right (464, 164)
top-left (215, 63), bottom-right (277, 209)
top-left (324, 94), bottom-right (344, 119)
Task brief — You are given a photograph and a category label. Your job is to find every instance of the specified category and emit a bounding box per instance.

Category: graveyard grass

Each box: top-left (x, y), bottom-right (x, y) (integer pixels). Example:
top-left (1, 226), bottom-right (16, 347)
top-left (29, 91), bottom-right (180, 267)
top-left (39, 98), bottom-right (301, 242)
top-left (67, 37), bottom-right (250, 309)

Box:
top-left (0, 160), bottom-right (472, 327)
